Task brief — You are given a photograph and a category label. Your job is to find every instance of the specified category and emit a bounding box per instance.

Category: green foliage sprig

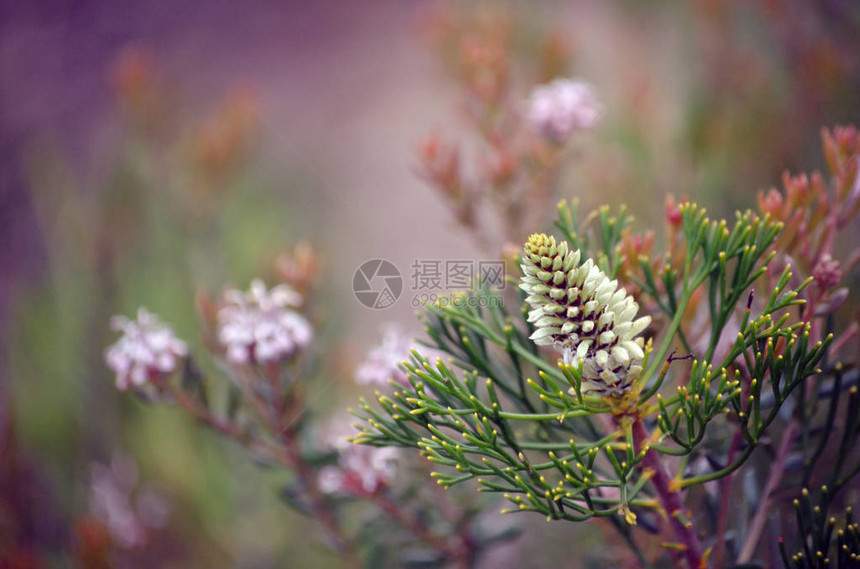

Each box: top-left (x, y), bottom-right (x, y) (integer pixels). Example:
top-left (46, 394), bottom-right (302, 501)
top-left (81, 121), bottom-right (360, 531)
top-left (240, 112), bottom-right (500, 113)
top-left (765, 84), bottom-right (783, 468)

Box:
top-left (353, 199), bottom-right (834, 568)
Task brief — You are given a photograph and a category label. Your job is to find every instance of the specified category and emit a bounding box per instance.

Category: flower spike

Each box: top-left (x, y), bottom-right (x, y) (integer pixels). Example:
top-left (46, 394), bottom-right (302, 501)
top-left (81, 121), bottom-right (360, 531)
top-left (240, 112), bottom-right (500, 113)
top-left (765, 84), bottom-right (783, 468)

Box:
top-left (520, 233), bottom-right (650, 397)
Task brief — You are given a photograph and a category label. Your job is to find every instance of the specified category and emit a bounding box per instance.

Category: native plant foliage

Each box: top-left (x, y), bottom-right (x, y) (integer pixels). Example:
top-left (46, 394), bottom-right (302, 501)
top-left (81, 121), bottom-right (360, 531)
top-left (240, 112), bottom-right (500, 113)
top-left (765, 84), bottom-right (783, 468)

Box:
top-left (354, 128), bottom-right (860, 569)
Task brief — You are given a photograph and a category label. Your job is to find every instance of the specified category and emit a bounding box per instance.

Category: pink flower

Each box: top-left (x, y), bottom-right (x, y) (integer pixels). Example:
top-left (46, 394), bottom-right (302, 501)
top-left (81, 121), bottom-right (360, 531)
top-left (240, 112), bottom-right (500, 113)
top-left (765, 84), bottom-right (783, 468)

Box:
top-left (89, 453), bottom-right (169, 549)
top-left (217, 279), bottom-right (313, 365)
top-left (355, 324), bottom-right (414, 387)
top-left (104, 308), bottom-right (187, 391)
top-left (318, 422), bottom-right (399, 495)
top-left (355, 324), bottom-right (441, 388)
top-left (813, 254), bottom-right (842, 290)
top-left (525, 78), bottom-right (601, 143)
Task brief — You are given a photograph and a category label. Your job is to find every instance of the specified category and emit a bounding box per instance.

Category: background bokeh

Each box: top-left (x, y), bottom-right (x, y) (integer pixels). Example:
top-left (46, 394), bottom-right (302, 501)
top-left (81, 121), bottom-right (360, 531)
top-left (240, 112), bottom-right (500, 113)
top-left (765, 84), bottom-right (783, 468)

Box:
top-left (2, 1), bottom-right (859, 567)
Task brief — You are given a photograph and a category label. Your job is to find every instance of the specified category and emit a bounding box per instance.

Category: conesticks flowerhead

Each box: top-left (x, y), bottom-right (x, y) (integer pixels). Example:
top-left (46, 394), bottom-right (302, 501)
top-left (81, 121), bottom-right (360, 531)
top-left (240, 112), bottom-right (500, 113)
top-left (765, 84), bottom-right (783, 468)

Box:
top-left (520, 233), bottom-right (651, 397)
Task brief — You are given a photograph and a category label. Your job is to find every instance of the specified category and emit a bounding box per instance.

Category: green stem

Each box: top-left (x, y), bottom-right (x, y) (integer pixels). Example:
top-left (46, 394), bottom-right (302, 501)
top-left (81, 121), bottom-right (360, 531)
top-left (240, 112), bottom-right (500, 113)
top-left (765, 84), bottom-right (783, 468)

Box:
top-left (676, 444), bottom-right (755, 488)
top-left (640, 288), bottom-right (694, 402)
top-left (498, 410), bottom-right (591, 421)
top-left (442, 307), bottom-right (568, 386)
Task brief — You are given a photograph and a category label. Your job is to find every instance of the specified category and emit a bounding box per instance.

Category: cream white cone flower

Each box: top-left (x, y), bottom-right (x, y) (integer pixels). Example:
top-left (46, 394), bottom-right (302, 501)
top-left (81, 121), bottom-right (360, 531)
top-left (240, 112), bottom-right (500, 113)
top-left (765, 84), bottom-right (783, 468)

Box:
top-left (520, 234), bottom-right (650, 397)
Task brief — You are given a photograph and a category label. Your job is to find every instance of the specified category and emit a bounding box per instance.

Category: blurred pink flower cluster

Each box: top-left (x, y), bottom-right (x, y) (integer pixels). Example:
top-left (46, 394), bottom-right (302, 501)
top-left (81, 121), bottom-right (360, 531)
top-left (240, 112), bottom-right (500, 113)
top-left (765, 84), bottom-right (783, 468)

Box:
top-left (104, 308), bottom-right (187, 391)
top-left (417, 7), bottom-right (601, 250)
top-left (88, 454), bottom-right (169, 549)
top-left (105, 279), bottom-right (314, 394)
top-left (525, 78), bottom-right (601, 144)
top-left (318, 423), bottom-right (400, 496)
top-left (217, 279), bottom-right (312, 365)
top-left (354, 324), bottom-right (421, 388)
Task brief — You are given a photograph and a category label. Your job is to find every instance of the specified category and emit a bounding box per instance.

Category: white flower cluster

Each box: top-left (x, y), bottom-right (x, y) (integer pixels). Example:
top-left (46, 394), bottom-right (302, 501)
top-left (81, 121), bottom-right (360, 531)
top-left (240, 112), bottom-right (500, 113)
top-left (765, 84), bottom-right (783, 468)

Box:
top-left (104, 308), bottom-right (187, 391)
top-left (520, 234), bottom-right (650, 397)
top-left (525, 78), bottom-right (601, 144)
top-left (354, 324), bottom-right (417, 387)
top-left (217, 279), bottom-right (313, 365)
top-left (318, 423), bottom-right (399, 495)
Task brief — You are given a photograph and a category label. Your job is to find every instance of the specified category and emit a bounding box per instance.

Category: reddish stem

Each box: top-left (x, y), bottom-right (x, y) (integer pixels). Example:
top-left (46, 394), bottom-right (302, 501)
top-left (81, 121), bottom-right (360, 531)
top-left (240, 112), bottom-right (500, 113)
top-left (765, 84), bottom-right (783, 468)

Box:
top-left (266, 367), bottom-right (361, 569)
top-left (169, 388), bottom-right (288, 466)
top-left (365, 492), bottom-right (473, 569)
top-left (712, 430), bottom-right (742, 568)
top-left (631, 416), bottom-right (706, 569)
top-left (281, 425), bottom-right (361, 567)
top-left (831, 322), bottom-right (858, 356)
top-left (169, 384), bottom-right (361, 568)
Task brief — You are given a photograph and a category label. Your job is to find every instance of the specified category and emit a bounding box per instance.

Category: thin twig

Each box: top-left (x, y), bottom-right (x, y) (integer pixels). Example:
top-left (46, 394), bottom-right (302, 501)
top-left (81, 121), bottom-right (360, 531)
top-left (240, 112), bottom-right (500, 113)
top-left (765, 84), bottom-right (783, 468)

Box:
top-left (712, 430), bottom-right (742, 568)
top-left (365, 492), bottom-right (474, 569)
top-left (736, 422), bottom-right (798, 563)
